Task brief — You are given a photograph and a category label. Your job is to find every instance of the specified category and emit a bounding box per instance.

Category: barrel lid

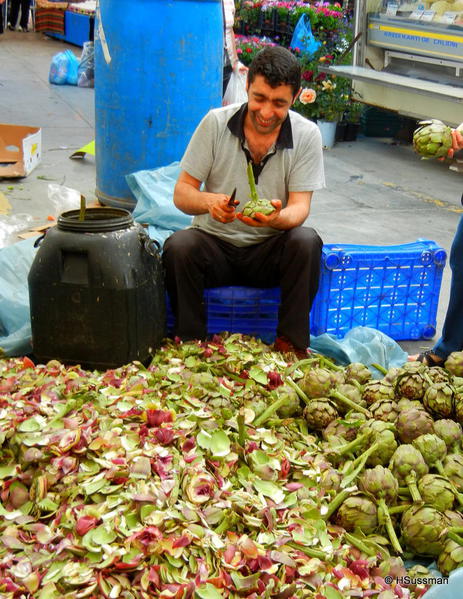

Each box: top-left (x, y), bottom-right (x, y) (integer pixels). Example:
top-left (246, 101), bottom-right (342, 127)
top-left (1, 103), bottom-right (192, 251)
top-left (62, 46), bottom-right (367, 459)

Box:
top-left (57, 207), bottom-right (134, 232)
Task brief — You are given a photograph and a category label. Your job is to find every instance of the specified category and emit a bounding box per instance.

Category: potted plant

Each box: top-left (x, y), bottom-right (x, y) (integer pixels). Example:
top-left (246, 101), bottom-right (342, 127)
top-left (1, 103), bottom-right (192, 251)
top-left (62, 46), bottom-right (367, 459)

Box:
top-left (293, 51), bottom-right (350, 148)
top-left (344, 100), bottom-right (363, 141)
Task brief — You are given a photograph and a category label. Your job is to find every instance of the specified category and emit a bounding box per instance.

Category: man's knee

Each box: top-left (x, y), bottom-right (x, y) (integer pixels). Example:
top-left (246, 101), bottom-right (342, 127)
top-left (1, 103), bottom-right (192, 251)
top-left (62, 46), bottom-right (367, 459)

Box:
top-left (163, 230), bottom-right (203, 263)
top-left (286, 227), bottom-right (323, 255)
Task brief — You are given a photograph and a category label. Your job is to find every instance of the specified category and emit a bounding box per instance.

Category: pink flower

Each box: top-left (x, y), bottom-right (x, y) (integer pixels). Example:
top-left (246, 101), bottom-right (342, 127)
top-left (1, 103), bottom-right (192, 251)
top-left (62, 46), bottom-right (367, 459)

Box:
top-left (299, 88), bottom-right (317, 104)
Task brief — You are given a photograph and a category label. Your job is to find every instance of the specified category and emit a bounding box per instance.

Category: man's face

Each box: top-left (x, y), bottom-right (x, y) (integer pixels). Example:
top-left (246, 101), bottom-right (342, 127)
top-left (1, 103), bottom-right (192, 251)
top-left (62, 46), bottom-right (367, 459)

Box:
top-left (246, 74), bottom-right (298, 136)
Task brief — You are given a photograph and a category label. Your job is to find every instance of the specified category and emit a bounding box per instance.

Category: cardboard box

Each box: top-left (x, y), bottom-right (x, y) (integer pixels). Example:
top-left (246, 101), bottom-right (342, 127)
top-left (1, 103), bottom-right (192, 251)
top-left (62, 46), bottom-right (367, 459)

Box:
top-left (0, 123), bottom-right (42, 177)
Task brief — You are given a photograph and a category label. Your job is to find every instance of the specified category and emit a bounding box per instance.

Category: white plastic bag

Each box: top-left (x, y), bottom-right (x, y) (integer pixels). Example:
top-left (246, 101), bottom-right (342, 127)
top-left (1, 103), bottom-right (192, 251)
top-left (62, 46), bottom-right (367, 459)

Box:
top-left (223, 68), bottom-right (248, 106)
top-left (47, 184), bottom-right (82, 217)
top-left (78, 41), bottom-right (94, 88)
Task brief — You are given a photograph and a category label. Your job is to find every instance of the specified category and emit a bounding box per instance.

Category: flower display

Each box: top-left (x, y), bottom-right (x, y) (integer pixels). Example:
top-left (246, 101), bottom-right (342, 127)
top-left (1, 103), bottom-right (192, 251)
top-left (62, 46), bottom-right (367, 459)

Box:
top-left (234, 1), bottom-right (359, 125)
top-left (235, 35), bottom-right (277, 66)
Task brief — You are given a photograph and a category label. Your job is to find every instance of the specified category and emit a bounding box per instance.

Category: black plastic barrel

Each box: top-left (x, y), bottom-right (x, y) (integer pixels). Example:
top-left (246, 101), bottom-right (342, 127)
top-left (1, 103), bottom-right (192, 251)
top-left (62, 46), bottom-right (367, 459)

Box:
top-left (28, 208), bottom-right (165, 369)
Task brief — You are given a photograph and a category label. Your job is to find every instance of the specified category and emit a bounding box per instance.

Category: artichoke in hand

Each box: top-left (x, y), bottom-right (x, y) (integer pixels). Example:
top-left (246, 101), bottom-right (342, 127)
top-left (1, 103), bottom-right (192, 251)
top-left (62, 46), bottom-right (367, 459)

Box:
top-left (413, 119), bottom-right (453, 159)
top-left (241, 162), bottom-right (275, 217)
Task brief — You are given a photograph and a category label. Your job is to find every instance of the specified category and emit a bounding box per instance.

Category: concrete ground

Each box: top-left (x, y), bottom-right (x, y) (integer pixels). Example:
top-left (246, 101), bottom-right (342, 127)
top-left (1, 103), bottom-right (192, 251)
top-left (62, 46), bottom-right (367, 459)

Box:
top-left (1, 30), bottom-right (462, 357)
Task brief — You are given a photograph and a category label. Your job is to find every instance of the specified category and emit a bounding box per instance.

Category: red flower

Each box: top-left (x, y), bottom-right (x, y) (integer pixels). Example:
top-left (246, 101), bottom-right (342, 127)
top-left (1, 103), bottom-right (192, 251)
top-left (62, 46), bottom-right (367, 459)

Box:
top-left (315, 73), bottom-right (327, 81)
top-left (246, 47), bottom-right (253, 53)
top-left (302, 70), bottom-right (314, 81)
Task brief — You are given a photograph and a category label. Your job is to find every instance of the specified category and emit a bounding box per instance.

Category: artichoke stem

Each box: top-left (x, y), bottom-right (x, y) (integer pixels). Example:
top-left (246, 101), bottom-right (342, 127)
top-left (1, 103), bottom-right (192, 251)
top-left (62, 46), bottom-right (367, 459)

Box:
top-left (447, 530), bottom-right (463, 547)
top-left (371, 363), bottom-right (388, 375)
top-left (286, 377), bottom-right (311, 407)
top-left (406, 477), bottom-right (422, 503)
top-left (378, 499), bottom-right (403, 554)
top-left (319, 356), bottom-right (344, 372)
top-left (329, 433), bottom-right (370, 458)
top-left (330, 390), bottom-right (371, 417)
top-left (214, 515), bottom-right (232, 535)
top-left (323, 487), bottom-right (354, 520)
top-left (388, 504), bottom-right (412, 515)
top-left (297, 418), bottom-right (309, 436)
top-left (285, 357), bottom-right (318, 377)
top-left (254, 395), bottom-right (288, 427)
top-left (343, 532), bottom-right (377, 557)
top-left (237, 411), bottom-right (246, 447)
top-left (344, 440), bottom-right (378, 471)
top-left (341, 443), bottom-right (380, 488)
top-left (435, 461), bottom-right (446, 477)
top-left (286, 541), bottom-right (326, 560)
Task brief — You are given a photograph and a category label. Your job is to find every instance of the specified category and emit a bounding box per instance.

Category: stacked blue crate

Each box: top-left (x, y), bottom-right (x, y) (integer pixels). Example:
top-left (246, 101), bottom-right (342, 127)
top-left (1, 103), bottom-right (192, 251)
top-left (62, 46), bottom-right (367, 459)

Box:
top-left (311, 240), bottom-right (447, 340)
top-left (166, 239), bottom-right (447, 343)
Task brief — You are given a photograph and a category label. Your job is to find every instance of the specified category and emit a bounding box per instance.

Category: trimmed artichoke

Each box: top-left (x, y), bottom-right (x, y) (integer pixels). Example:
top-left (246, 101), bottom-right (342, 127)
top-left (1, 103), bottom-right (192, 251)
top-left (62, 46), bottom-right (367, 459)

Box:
top-left (417, 474), bottom-right (456, 511)
top-left (359, 466), bottom-right (402, 553)
top-left (369, 399), bottom-right (399, 423)
top-left (362, 380), bottom-right (395, 406)
top-left (394, 366), bottom-right (429, 400)
top-left (423, 381), bottom-right (454, 418)
top-left (434, 418), bottom-right (463, 451)
top-left (344, 362), bottom-right (372, 385)
top-left (303, 398), bottom-right (339, 431)
top-left (413, 119), bottom-right (453, 159)
top-left (335, 493), bottom-right (378, 534)
top-left (412, 433), bottom-right (447, 474)
top-left (443, 453), bottom-right (463, 490)
top-left (300, 367), bottom-right (333, 398)
top-left (389, 444), bottom-right (429, 502)
top-left (445, 351), bottom-right (463, 377)
top-left (401, 504), bottom-right (447, 556)
top-left (275, 384), bottom-right (302, 418)
top-left (438, 537), bottom-right (463, 576)
top-left (241, 197), bottom-right (275, 217)
top-left (396, 407), bottom-right (434, 444)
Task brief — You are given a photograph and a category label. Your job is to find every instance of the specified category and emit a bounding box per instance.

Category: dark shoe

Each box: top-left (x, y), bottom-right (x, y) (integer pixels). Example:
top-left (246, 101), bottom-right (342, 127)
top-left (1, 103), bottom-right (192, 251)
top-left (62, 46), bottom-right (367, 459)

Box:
top-left (8, 23), bottom-right (15, 31)
top-left (274, 336), bottom-right (310, 360)
top-left (415, 350), bottom-right (445, 367)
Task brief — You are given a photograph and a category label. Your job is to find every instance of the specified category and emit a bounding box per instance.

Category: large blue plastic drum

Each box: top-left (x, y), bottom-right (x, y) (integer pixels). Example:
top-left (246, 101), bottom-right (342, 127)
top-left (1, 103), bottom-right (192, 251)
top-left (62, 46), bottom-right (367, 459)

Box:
top-left (94, 0), bottom-right (223, 209)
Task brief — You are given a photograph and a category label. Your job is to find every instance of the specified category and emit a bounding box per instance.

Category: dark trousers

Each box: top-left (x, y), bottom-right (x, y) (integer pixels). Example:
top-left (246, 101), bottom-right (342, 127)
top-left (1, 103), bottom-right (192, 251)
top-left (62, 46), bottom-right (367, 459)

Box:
top-left (163, 227), bottom-right (323, 349)
top-left (9, 0), bottom-right (31, 29)
top-left (434, 214), bottom-right (463, 359)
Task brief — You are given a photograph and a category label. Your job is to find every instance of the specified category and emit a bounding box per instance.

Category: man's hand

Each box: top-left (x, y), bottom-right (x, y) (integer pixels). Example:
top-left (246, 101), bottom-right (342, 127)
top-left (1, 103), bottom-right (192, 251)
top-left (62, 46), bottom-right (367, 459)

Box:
top-left (208, 193), bottom-right (239, 224)
top-left (236, 200), bottom-right (282, 228)
top-left (449, 128), bottom-right (463, 158)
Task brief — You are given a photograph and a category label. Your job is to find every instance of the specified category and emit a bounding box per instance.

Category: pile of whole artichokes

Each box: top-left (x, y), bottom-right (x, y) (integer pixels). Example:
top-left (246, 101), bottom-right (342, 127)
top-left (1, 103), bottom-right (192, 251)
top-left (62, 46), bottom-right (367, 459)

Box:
top-left (289, 350), bottom-right (463, 576)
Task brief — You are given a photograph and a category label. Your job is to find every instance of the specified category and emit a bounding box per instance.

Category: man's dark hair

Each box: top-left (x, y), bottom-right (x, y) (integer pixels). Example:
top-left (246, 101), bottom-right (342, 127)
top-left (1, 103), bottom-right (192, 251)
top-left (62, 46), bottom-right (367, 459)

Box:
top-left (248, 46), bottom-right (301, 98)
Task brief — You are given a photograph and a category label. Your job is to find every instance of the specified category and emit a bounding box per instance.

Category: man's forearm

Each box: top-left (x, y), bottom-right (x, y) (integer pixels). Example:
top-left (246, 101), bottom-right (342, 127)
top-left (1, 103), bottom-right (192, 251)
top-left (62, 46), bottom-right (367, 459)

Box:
top-left (270, 205), bottom-right (310, 230)
top-left (174, 182), bottom-right (213, 215)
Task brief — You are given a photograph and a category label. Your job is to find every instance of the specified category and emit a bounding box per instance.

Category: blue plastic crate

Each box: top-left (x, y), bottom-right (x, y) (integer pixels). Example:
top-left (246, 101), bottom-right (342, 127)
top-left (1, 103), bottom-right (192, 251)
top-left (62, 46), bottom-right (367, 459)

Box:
top-left (310, 239), bottom-right (447, 340)
top-left (166, 239), bottom-right (447, 343)
top-left (166, 287), bottom-right (281, 343)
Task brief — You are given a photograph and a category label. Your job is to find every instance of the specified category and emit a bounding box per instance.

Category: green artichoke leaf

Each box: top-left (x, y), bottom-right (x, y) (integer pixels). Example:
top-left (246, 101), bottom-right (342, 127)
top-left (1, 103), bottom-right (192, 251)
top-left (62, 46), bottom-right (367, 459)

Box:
top-left (195, 583), bottom-right (224, 598)
top-left (253, 479), bottom-right (286, 504)
top-left (37, 583), bottom-right (60, 599)
top-left (323, 586), bottom-right (345, 599)
top-left (197, 429), bottom-right (231, 457)
top-left (248, 365), bottom-right (269, 385)
top-left (42, 561), bottom-right (67, 584)
top-left (0, 464), bottom-right (18, 479)
top-left (17, 416), bottom-right (44, 432)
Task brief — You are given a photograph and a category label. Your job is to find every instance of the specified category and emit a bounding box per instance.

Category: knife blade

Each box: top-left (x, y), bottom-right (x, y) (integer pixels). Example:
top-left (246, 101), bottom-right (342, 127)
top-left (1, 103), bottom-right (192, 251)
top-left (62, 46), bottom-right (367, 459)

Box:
top-left (227, 187), bottom-right (237, 207)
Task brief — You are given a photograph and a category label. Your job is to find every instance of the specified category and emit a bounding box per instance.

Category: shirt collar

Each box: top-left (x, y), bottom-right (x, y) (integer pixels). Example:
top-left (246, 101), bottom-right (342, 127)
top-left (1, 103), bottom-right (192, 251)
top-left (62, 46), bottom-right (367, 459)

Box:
top-left (227, 103), bottom-right (294, 150)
